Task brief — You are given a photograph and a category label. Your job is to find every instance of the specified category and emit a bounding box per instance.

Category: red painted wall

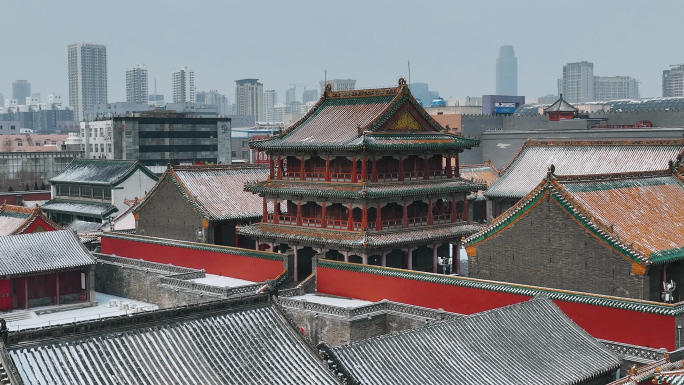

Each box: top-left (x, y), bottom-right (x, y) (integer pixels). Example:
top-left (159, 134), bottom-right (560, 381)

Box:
top-left (101, 236), bottom-right (284, 282)
top-left (0, 192), bottom-right (51, 205)
top-left (0, 280), bottom-right (10, 310)
top-left (318, 266), bottom-right (675, 350)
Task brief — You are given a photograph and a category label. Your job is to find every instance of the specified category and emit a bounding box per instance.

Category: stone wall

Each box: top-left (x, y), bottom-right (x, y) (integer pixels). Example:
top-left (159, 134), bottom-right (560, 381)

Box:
top-left (469, 197), bottom-right (649, 299)
top-left (279, 298), bottom-right (459, 347)
top-left (94, 257), bottom-right (222, 308)
top-left (136, 180), bottom-right (205, 243)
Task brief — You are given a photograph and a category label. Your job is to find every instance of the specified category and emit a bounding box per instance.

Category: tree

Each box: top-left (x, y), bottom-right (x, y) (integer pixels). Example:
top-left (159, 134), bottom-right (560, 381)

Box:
top-left (25, 184), bottom-right (29, 191)
top-left (7, 186), bottom-right (13, 192)
top-left (33, 181), bottom-right (38, 190)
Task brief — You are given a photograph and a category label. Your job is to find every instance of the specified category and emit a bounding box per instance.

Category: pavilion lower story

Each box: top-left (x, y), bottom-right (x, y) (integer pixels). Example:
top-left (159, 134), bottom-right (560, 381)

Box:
top-left (256, 241), bottom-right (464, 281)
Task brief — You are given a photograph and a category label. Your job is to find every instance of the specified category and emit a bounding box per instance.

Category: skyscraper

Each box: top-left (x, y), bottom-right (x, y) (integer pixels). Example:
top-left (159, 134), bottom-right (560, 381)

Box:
top-left (235, 79), bottom-right (264, 121)
top-left (126, 64), bottom-right (149, 103)
top-left (285, 88), bottom-right (296, 105)
top-left (302, 89), bottom-right (318, 103)
top-left (496, 46), bottom-right (517, 96)
top-left (12, 80), bottom-right (31, 105)
top-left (593, 76), bottom-right (639, 100)
top-left (663, 64), bottom-right (684, 97)
top-left (558, 61), bottom-right (594, 103)
top-left (319, 79), bottom-right (356, 94)
top-left (172, 67), bottom-right (195, 103)
top-left (68, 43), bottom-right (108, 121)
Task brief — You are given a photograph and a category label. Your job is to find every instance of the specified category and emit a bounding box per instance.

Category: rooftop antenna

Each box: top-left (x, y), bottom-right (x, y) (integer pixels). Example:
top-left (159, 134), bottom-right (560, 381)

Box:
top-left (408, 60), bottom-right (411, 87)
top-left (154, 77), bottom-right (157, 97)
top-left (324, 69), bottom-right (327, 85)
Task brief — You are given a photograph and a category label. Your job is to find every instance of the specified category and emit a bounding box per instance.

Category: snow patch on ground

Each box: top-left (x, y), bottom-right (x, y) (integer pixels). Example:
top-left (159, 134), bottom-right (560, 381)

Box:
top-left (6, 292), bottom-right (158, 331)
top-left (190, 274), bottom-right (255, 288)
top-left (288, 293), bottom-right (372, 308)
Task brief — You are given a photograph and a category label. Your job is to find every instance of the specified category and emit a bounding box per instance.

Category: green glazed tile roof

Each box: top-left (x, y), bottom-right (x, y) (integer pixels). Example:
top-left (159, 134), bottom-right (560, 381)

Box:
top-left (318, 259), bottom-right (684, 316)
top-left (244, 179), bottom-right (486, 200)
top-left (250, 82), bottom-right (479, 152)
top-left (468, 169), bottom-right (684, 266)
top-left (238, 222), bottom-right (482, 249)
top-left (49, 158), bottom-right (158, 186)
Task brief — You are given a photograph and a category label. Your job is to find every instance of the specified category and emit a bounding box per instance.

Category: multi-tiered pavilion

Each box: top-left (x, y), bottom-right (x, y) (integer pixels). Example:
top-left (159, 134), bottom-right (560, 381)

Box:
top-left (239, 79), bottom-right (484, 280)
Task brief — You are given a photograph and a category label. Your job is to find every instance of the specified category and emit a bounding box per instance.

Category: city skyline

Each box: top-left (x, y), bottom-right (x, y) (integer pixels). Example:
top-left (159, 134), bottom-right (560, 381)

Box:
top-left (1, 0), bottom-right (683, 104)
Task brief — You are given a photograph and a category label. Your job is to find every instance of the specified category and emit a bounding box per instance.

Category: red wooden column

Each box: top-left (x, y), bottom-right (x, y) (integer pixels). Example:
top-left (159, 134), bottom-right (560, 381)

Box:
top-left (55, 273), bottom-right (60, 305)
top-left (297, 201), bottom-right (302, 226)
top-left (262, 198), bottom-right (268, 222)
top-left (24, 277), bottom-right (28, 309)
top-left (269, 156), bottom-right (274, 180)
top-left (351, 156), bottom-right (358, 183)
top-left (371, 156), bottom-right (378, 182)
top-left (347, 204), bottom-right (354, 231)
top-left (277, 155), bottom-right (283, 180)
top-left (300, 155), bottom-right (306, 181)
top-left (446, 154), bottom-right (453, 178)
top-left (325, 155), bottom-right (331, 182)
top-left (321, 201), bottom-right (327, 228)
top-left (423, 154), bottom-right (430, 180)
top-left (376, 203), bottom-right (382, 231)
top-left (403, 201), bottom-right (408, 228)
top-left (463, 194), bottom-right (469, 221)
top-left (273, 199), bottom-right (279, 224)
top-left (398, 155), bottom-right (404, 181)
top-left (361, 155), bottom-right (368, 182)
top-left (455, 151), bottom-right (460, 177)
top-left (451, 196), bottom-right (457, 222)
top-left (428, 198), bottom-right (434, 225)
top-left (362, 204), bottom-right (368, 229)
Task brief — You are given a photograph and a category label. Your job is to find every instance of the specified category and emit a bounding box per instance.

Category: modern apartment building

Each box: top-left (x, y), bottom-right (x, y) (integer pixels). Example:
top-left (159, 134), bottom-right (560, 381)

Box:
top-left (663, 64), bottom-right (684, 97)
top-left (318, 79), bottom-right (356, 94)
top-left (12, 80), bottom-right (31, 105)
top-left (558, 61), bottom-right (594, 104)
top-left (68, 43), bottom-right (108, 122)
top-left (172, 67), bottom-right (195, 103)
top-left (126, 64), bottom-right (149, 103)
top-left (594, 76), bottom-right (639, 101)
top-left (495, 45), bottom-right (517, 96)
top-left (235, 79), bottom-right (264, 121)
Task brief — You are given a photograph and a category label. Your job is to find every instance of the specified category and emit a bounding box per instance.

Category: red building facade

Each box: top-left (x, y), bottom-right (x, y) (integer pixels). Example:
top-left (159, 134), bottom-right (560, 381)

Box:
top-left (239, 79), bottom-right (484, 280)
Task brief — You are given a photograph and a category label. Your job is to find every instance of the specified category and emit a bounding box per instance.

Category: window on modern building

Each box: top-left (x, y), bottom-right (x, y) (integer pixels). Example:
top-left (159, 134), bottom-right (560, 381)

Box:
top-left (107, 143), bottom-right (112, 153)
top-left (10, 126), bottom-right (15, 130)
top-left (100, 144), bottom-right (104, 152)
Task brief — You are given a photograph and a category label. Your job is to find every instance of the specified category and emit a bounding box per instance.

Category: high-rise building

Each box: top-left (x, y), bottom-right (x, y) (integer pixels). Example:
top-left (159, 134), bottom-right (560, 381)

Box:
top-left (264, 90), bottom-right (278, 122)
top-left (126, 64), bottom-right (149, 103)
top-left (496, 45), bottom-right (517, 96)
top-left (319, 79), bottom-right (356, 94)
top-left (0, 94), bottom-right (4, 109)
top-left (172, 67), bottom-right (195, 103)
top-left (235, 79), bottom-right (264, 121)
top-left (302, 89), bottom-right (318, 103)
top-left (594, 76), bottom-right (639, 101)
top-left (558, 61), bottom-right (594, 104)
top-left (663, 64), bottom-right (684, 97)
top-left (12, 80), bottom-right (31, 106)
top-left (68, 43), bottom-right (108, 121)
top-left (196, 90), bottom-right (229, 115)
top-left (285, 88), bottom-right (296, 105)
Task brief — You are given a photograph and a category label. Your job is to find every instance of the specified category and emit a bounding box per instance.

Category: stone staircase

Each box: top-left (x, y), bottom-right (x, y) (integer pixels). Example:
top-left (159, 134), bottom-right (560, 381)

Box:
top-left (0, 311), bottom-right (32, 323)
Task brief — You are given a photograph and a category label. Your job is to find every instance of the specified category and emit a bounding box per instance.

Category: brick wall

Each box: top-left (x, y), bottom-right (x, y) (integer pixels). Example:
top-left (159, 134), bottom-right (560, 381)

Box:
top-left (136, 180), bottom-right (205, 243)
top-left (470, 197), bottom-right (648, 299)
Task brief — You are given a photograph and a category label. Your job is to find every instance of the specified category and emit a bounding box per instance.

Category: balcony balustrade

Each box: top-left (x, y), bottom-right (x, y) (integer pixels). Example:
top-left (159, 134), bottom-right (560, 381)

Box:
top-left (279, 168), bottom-right (454, 182)
top-left (265, 213), bottom-right (460, 230)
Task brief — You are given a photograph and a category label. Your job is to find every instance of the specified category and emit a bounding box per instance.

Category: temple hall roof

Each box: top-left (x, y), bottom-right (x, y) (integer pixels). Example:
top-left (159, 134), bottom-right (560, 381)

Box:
top-left (460, 162), bottom-right (500, 187)
top-left (9, 304), bottom-right (341, 385)
top-left (134, 164), bottom-right (282, 222)
top-left (325, 296), bottom-right (620, 385)
top-left (486, 139), bottom-right (684, 199)
top-left (41, 199), bottom-right (118, 218)
top-left (0, 203), bottom-right (61, 236)
top-left (468, 166), bottom-right (684, 266)
top-left (0, 230), bottom-right (95, 277)
top-left (250, 79), bottom-right (479, 152)
top-left (238, 222), bottom-right (482, 249)
top-left (245, 178), bottom-right (486, 200)
top-left (49, 158), bottom-right (157, 186)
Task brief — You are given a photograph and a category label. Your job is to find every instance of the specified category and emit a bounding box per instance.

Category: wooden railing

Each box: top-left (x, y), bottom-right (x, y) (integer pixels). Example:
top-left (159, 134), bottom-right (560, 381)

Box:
top-left (265, 215), bottom-right (459, 229)
top-left (276, 168), bottom-right (455, 182)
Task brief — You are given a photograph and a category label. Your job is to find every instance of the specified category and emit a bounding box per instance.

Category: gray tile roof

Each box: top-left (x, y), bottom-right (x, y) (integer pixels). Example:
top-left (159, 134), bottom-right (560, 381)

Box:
top-left (327, 297), bottom-right (620, 385)
top-left (9, 305), bottom-right (341, 385)
top-left (41, 199), bottom-right (118, 218)
top-left (486, 139), bottom-right (684, 199)
top-left (0, 230), bottom-right (95, 277)
top-left (49, 158), bottom-right (157, 186)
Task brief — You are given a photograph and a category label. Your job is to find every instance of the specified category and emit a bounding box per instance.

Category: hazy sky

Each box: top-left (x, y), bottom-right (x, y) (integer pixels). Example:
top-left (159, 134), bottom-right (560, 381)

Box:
top-left (1, 0), bottom-right (682, 105)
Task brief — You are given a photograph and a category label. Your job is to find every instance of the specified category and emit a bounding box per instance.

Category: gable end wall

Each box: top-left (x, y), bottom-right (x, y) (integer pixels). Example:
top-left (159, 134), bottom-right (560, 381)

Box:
top-left (470, 197), bottom-right (648, 299)
top-left (136, 180), bottom-right (204, 243)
